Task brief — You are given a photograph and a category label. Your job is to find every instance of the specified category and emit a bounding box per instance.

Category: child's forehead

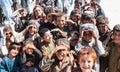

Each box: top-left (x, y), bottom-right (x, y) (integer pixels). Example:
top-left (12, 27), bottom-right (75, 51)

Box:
top-left (80, 55), bottom-right (93, 60)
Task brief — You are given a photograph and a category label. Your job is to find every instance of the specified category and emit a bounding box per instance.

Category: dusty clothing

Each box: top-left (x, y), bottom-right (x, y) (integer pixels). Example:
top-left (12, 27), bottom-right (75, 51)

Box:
top-left (106, 42), bottom-right (120, 72)
top-left (40, 41), bottom-right (55, 56)
top-left (39, 56), bottom-right (71, 72)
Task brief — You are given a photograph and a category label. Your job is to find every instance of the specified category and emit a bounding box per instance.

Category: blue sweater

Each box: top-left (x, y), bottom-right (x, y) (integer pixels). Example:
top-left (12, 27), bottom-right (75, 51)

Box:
top-left (0, 55), bottom-right (22, 72)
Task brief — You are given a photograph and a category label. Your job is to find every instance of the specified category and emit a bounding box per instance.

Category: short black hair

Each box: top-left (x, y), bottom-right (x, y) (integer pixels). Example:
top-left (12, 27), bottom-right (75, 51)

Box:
top-left (39, 28), bottom-right (50, 37)
top-left (81, 13), bottom-right (94, 21)
top-left (8, 42), bottom-right (21, 52)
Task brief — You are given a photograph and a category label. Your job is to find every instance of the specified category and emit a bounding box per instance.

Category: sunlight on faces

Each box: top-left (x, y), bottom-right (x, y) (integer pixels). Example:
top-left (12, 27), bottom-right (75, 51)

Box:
top-left (25, 48), bottom-right (34, 55)
top-left (43, 30), bottom-right (53, 43)
top-left (57, 16), bottom-right (66, 29)
top-left (9, 45), bottom-right (21, 57)
top-left (55, 45), bottom-right (68, 61)
top-left (34, 6), bottom-right (43, 17)
top-left (28, 24), bottom-right (38, 35)
top-left (77, 47), bottom-right (97, 72)
top-left (79, 55), bottom-right (94, 72)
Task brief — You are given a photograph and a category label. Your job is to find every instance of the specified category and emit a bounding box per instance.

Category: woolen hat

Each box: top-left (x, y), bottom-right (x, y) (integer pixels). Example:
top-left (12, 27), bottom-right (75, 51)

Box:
top-left (113, 24), bottom-right (120, 31)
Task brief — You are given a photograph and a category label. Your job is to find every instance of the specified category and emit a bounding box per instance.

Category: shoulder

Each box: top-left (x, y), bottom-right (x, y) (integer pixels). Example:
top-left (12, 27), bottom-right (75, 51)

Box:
top-left (72, 67), bottom-right (81, 72)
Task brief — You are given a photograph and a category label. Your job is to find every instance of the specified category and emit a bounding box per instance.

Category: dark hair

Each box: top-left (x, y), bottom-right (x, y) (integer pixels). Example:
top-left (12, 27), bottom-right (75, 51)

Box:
top-left (74, 0), bottom-right (82, 5)
top-left (81, 13), bottom-right (94, 22)
top-left (8, 42), bottom-right (21, 52)
top-left (44, 6), bottom-right (55, 15)
top-left (70, 9), bottom-right (81, 19)
top-left (96, 15), bottom-right (109, 26)
top-left (56, 12), bottom-right (67, 20)
top-left (39, 28), bottom-right (50, 37)
top-left (69, 31), bottom-right (79, 38)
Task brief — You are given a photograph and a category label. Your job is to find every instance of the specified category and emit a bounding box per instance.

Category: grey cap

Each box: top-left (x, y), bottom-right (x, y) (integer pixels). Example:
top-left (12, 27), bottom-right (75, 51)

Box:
top-left (27, 20), bottom-right (40, 28)
top-left (56, 38), bottom-right (70, 46)
top-left (113, 24), bottom-right (120, 31)
top-left (80, 23), bottom-right (95, 30)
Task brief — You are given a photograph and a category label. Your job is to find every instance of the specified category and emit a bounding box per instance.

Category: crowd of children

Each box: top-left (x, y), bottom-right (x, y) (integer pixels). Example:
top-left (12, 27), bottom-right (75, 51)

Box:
top-left (0, 0), bottom-right (120, 72)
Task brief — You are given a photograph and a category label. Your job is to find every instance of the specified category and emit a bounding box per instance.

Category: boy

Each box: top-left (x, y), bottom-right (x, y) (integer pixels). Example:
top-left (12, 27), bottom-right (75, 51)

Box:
top-left (75, 24), bottom-right (105, 72)
top-left (0, 42), bottom-right (22, 72)
top-left (73, 46), bottom-right (97, 72)
top-left (104, 24), bottom-right (120, 72)
top-left (39, 28), bottom-right (55, 57)
top-left (39, 38), bottom-right (74, 72)
top-left (51, 12), bottom-right (69, 38)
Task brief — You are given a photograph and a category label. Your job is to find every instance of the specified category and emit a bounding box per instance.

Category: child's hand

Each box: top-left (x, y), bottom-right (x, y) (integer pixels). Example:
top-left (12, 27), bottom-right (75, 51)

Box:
top-left (67, 51), bottom-right (74, 65)
top-left (25, 61), bottom-right (34, 67)
top-left (23, 43), bottom-right (36, 51)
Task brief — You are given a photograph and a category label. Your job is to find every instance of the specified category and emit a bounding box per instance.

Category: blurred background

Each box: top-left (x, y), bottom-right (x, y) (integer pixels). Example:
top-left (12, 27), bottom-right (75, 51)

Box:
top-left (101, 0), bottom-right (120, 29)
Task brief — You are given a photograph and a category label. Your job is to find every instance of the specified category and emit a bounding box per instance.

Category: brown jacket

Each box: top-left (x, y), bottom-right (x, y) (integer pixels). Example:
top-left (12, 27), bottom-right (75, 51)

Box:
top-left (39, 56), bottom-right (71, 72)
top-left (105, 42), bottom-right (120, 72)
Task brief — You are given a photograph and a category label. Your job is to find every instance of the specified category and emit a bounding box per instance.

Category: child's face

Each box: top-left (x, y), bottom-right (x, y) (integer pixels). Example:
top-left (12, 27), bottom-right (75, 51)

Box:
top-left (43, 30), bottom-right (53, 43)
top-left (97, 24), bottom-right (107, 34)
top-left (112, 30), bottom-right (120, 45)
top-left (25, 48), bottom-right (34, 55)
top-left (4, 31), bottom-right (13, 39)
top-left (78, 55), bottom-right (94, 72)
top-left (56, 48), bottom-right (67, 61)
top-left (75, 2), bottom-right (82, 9)
top-left (28, 24), bottom-right (38, 35)
top-left (70, 34), bottom-right (79, 46)
top-left (9, 45), bottom-right (21, 57)
top-left (83, 31), bottom-right (93, 43)
top-left (46, 13), bottom-right (53, 23)
top-left (71, 13), bottom-right (79, 22)
top-left (56, 16), bottom-right (66, 29)
top-left (34, 7), bottom-right (43, 17)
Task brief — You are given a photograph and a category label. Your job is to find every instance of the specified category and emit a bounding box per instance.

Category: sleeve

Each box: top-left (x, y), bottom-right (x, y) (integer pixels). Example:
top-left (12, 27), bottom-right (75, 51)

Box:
top-left (20, 51), bottom-right (27, 64)
top-left (34, 48), bottom-right (42, 59)
top-left (0, 59), bottom-right (8, 72)
top-left (39, 56), bottom-right (55, 72)
top-left (93, 40), bottom-right (105, 56)
top-left (75, 42), bottom-right (84, 52)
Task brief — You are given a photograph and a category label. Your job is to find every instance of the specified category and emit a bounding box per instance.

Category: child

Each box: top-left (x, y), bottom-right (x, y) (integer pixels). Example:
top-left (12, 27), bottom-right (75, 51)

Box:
top-left (39, 38), bottom-right (74, 72)
top-left (73, 46), bottom-right (97, 72)
top-left (75, 24), bottom-right (105, 72)
top-left (0, 42), bottom-right (22, 72)
top-left (51, 12), bottom-right (69, 38)
top-left (20, 38), bottom-right (42, 72)
top-left (39, 28), bottom-right (55, 57)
